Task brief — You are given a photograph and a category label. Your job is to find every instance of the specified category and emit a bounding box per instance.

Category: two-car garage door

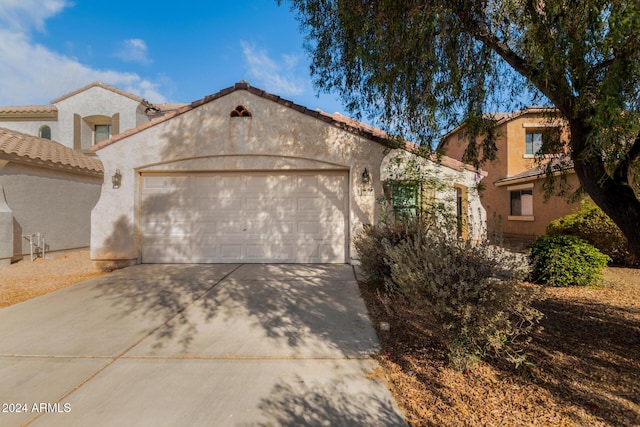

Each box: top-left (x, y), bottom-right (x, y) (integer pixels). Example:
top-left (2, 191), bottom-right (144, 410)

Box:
top-left (140, 171), bottom-right (348, 263)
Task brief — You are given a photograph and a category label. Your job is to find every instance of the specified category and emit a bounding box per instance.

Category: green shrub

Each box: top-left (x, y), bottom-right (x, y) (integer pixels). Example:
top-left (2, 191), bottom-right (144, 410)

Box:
top-left (547, 200), bottom-right (637, 267)
top-left (528, 234), bottom-right (610, 287)
top-left (356, 217), bottom-right (543, 369)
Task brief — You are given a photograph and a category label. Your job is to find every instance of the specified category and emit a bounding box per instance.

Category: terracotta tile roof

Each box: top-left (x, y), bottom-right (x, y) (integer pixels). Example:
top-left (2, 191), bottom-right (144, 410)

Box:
top-left (92, 81), bottom-right (477, 173)
top-left (0, 105), bottom-right (58, 119)
top-left (431, 153), bottom-right (483, 173)
top-left (0, 127), bottom-right (103, 176)
top-left (93, 82), bottom-right (407, 150)
top-left (51, 81), bottom-right (148, 106)
top-left (0, 105), bottom-right (57, 114)
top-left (154, 103), bottom-right (190, 112)
top-left (325, 111), bottom-right (390, 140)
top-left (495, 156), bottom-right (574, 185)
top-left (145, 103), bottom-right (190, 119)
top-left (493, 106), bottom-right (558, 126)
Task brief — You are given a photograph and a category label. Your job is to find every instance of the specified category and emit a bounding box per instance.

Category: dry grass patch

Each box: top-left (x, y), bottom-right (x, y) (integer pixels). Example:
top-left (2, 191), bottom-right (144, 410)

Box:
top-left (360, 267), bottom-right (640, 426)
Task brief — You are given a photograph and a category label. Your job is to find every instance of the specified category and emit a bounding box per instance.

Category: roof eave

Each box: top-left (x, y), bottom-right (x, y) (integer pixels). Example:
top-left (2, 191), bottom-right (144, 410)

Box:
top-left (494, 168), bottom-right (574, 186)
top-left (0, 153), bottom-right (103, 177)
top-left (91, 81), bottom-right (483, 177)
top-left (51, 81), bottom-right (146, 105)
top-left (0, 111), bottom-right (58, 121)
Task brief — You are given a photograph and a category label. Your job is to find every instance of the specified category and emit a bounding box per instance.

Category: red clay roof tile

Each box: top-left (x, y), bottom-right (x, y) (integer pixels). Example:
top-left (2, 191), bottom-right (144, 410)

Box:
top-left (495, 156), bottom-right (574, 185)
top-left (0, 105), bottom-right (57, 114)
top-left (0, 127), bottom-right (103, 175)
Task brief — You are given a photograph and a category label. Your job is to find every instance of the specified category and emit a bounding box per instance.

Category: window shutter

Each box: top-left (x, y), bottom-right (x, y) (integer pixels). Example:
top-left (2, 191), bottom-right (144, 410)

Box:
top-left (73, 114), bottom-right (81, 150)
top-left (111, 113), bottom-right (120, 135)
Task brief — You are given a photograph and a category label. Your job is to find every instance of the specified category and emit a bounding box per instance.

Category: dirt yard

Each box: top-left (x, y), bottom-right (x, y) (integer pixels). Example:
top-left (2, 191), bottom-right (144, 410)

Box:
top-left (0, 250), bottom-right (106, 308)
top-left (2, 252), bottom-right (638, 425)
top-left (361, 268), bottom-right (640, 426)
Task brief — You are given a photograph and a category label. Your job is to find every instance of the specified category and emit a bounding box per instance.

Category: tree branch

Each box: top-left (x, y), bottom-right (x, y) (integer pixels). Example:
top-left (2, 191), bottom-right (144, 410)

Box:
top-left (463, 23), bottom-right (574, 116)
top-left (586, 57), bottom-right (616, 82)
top-left (613, 132), bottom-right (640, 186)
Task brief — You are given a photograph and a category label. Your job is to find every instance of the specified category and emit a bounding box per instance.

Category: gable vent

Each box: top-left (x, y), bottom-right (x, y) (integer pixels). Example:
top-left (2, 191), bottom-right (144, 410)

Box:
top-left (230, 105), bottom-right (252, 117)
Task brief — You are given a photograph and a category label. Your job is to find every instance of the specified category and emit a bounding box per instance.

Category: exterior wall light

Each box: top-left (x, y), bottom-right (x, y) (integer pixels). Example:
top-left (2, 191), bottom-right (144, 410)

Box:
top-left (112, 169), bottom-right (122, 189)
top-left (362, 168), bottom-right (370, 184)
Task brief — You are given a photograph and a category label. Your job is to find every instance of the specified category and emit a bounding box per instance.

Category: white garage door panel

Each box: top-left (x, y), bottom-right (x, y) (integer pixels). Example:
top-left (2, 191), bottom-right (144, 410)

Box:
top-left (140, 172), bottom-right (348, 263)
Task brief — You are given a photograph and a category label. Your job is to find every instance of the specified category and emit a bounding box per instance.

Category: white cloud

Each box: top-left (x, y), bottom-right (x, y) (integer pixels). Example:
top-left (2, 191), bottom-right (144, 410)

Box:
top-left (0, 3), bottom-right (167, 105)
top-left (241, 41), bottom-right (305, 96)
top-left (124, 79), bottom-right (166, 105)
top-left (0, 0), bottom-right (70, 32)
top-left (115, 38), bottom-right (151, 64)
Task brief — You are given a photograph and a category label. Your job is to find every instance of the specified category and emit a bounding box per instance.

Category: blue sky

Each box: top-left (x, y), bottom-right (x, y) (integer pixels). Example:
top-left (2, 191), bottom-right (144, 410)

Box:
top-left (0, 0), bottom-right (346, 115)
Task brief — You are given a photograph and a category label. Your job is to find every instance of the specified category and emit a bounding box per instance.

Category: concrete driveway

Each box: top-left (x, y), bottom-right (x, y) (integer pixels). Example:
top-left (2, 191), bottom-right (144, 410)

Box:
top-left (0, 264), bottom-right (406, 426)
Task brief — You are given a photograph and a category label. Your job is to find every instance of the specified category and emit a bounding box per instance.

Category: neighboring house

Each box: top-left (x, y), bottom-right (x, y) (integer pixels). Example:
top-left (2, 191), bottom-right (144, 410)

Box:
top-left (90, 82), bottom-right (486, 268)
top-left (439, 107), bottom-right (581, 245)
top-left (0, 82), bottom-right (183, 153)
top-left (0, 127), bottom-right (103, 265)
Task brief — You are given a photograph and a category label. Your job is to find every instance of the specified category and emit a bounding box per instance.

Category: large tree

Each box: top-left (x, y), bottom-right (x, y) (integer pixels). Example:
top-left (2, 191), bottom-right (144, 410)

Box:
top-left (281, 0), bottom-right (640, 257)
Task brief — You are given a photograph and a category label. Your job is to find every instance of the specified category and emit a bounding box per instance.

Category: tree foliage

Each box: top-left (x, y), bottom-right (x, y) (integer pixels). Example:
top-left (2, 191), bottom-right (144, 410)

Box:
top-left (281, 0), bottom-right (640, 257)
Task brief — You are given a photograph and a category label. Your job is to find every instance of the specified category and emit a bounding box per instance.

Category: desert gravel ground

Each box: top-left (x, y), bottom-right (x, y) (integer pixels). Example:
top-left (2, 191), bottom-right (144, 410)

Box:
top-left (361, 267), bottom-right (640, 426)
top-left (0, 250), bottom-right (106, 308)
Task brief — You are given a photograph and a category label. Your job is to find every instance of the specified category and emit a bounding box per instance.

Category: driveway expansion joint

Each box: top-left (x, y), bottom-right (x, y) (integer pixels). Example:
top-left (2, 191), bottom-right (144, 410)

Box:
top-left (22, 263), bottom-right (244, 427)
top-left (4, 263), bottom-right (405, 426)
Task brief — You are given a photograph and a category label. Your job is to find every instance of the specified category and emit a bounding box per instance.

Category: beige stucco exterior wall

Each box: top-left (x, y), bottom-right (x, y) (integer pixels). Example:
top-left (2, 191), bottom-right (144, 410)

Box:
top-left (504, 115), bottom-right (567, 176)
top-left (0, 161), bottom-right (12, 265)
top-left (441, 123), bottom-right (507, 232)
top-left (54, 87), bottom-right (145, 150)
top-left (0, 162), bottom-right (102, 263)
top-left (441, 113), bottom-right (576, 243)
top-left (497, 173), bottom-right (582, 240)
top-left (92, 89), bottom-right (484, 266)
top-left (0, 120), bottom-right (59, 142)
top-left (0, 87), bottom-right (148, 150)
top-left (505, 119), bottom-right (538, 176)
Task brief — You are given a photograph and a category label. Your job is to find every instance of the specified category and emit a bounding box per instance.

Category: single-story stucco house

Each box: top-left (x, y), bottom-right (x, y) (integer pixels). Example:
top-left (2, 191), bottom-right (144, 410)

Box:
top-left (90, 82), bottom-right (486, 268)
top-left (0, 127), bottom-right (103, 265)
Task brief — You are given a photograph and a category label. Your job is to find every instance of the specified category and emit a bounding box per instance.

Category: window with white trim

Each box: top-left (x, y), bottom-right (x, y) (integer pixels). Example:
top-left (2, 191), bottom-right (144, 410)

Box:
top-left (525, 132), bottom-right (543, 155)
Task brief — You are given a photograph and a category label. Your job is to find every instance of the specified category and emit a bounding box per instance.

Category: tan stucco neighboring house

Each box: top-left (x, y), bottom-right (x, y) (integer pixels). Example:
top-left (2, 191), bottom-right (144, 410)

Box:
top-left (90, 82), bottom-right (486, 268)
top-left (0, 127), bottom-right (103, 265)
top-left (0, 82), bottom-right (184, 153)
top-left (439, 107), bottom-right (581, 245)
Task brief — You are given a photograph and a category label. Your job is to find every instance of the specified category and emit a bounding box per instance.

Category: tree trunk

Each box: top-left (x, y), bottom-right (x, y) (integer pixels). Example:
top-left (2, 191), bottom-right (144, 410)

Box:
top-left (570, 121), bottom-right (640, 259)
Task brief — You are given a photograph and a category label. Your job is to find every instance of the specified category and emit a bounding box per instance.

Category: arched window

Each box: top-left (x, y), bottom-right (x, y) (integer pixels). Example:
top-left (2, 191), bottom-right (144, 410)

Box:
top-left (39, 125), bottom-right (52, 140)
